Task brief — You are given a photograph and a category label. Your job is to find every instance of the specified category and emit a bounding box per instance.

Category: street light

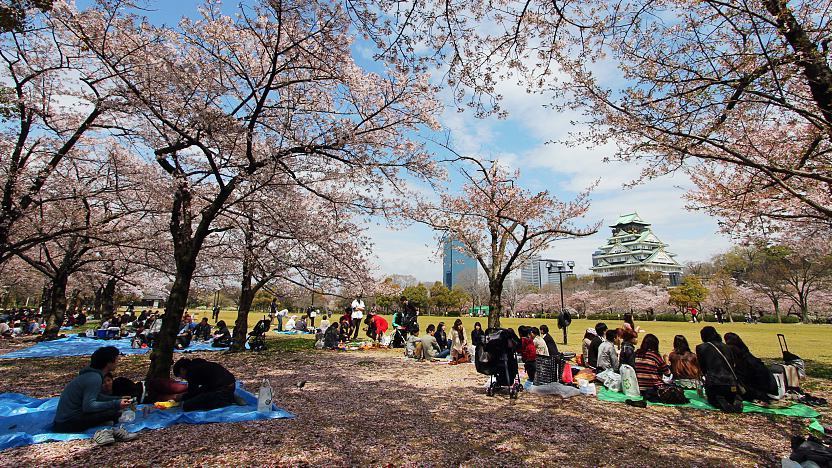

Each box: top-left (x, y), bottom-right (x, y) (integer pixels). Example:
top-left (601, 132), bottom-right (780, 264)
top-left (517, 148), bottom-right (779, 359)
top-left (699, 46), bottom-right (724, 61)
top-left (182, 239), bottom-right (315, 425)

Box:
top-left (547, 259), bottom-right (576, 344)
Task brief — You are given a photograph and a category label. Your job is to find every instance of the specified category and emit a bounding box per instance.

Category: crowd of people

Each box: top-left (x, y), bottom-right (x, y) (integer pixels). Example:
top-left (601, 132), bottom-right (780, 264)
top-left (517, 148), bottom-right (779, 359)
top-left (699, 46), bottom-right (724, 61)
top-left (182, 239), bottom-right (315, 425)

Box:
top-left (0, 307), bottom-right (85, 338)
top-left (567, 319), bottom-right (780, 411)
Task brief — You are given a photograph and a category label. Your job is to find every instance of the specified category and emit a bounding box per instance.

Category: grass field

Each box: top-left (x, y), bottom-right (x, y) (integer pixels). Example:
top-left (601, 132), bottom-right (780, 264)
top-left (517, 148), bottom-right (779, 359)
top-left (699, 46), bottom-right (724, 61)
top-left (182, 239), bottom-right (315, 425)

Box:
top-left (152, 307), bottom-right (832, 376)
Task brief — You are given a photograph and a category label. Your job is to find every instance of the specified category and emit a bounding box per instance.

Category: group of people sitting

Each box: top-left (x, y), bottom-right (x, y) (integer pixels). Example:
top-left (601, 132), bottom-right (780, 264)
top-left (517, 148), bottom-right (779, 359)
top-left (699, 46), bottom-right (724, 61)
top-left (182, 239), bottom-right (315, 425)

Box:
top-left (578, 320), bottom-right (779, 412)
top-left (0, 307), bottom-right (71, 337)
top-left (94, 311), bottom-right (231, 350)
top-left (400, 319), bottom-right (473, 364)
top-left (53, 345), bottom-right (237, 445)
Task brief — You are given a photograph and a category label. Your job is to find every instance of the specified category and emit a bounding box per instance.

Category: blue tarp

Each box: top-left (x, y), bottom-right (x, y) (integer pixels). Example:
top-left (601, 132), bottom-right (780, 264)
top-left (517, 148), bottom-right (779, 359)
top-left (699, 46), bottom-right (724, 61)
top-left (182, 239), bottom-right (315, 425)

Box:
top-left (0, 383), bottom-right (293, 451)
top-left (0, 336), bottom-right (227, 360)
top-left (273, 330), bottom-right (312, 335)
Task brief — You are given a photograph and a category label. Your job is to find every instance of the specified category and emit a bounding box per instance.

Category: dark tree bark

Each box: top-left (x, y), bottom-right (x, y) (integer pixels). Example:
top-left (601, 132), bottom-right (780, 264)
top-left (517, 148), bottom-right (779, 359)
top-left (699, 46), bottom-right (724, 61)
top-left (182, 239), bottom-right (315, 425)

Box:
top-left (101, 276), bottom-right (117, 318)
top-left (42, 270), bottom-right (69, 339)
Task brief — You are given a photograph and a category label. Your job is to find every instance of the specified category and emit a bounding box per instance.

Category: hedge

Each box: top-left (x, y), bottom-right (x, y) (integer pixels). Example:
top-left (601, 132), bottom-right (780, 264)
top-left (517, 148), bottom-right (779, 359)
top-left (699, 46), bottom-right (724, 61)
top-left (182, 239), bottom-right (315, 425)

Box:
top-left (759, 315), bottom-right (800, 324)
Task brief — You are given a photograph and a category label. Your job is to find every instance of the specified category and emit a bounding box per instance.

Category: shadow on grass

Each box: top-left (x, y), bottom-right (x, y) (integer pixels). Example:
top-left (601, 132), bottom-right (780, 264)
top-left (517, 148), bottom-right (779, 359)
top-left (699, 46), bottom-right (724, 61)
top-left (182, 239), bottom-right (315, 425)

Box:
top-left (804, 360), bottom-right (832, 380)
top-left (265, 337), bottom-right (314, 354)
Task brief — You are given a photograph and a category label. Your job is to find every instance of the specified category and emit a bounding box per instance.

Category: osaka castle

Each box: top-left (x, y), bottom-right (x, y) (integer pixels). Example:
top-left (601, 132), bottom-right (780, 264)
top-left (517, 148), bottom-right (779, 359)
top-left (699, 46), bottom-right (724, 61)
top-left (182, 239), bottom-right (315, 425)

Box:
top-left (590, 212), bottom-right (683, 277)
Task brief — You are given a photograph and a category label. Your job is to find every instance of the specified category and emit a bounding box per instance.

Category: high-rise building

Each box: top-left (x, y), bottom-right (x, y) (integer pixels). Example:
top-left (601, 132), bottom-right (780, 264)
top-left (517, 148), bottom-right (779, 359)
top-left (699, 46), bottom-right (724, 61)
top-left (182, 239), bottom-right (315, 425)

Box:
top-left (590, 212), bottom-right (683, 280)
top-left (520, 255), bottom-right (576, 288)
top-left (442, 237), bottom-right (478, 289)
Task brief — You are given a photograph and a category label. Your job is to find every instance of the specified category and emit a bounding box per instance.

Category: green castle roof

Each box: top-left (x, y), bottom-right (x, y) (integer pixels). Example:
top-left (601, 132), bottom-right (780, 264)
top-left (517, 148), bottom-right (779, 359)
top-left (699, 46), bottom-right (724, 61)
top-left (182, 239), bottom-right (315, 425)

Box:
top-left (611, 212), bottom-right (649, 227)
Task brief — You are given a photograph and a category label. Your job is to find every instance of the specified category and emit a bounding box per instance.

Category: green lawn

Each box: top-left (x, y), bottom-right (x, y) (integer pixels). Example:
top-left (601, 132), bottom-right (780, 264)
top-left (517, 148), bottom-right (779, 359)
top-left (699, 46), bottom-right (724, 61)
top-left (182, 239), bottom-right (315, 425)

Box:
top-left (141, 307), bottom-right (832, 376)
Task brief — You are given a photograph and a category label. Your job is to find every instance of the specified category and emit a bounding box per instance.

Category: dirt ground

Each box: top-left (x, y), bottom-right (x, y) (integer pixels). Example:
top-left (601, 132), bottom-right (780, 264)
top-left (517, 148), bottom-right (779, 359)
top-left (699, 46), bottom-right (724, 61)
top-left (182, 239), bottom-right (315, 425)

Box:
top-left (0, 337), bottom-right (829, 467)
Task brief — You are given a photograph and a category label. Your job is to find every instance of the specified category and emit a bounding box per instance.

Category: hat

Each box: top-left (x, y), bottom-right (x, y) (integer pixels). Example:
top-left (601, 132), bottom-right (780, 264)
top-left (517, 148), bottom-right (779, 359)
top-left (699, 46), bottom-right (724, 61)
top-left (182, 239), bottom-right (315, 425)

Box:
top-left (586, 328), bottom-right (597, 336)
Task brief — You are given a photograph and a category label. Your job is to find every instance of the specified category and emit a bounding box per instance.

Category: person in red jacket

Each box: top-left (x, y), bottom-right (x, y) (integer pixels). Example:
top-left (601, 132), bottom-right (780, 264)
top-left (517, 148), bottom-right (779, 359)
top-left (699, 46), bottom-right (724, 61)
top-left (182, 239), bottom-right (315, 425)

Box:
top-left (365, 313), bottom-right (389, 342)
top-left (519, 326), bottom-right (538, 381)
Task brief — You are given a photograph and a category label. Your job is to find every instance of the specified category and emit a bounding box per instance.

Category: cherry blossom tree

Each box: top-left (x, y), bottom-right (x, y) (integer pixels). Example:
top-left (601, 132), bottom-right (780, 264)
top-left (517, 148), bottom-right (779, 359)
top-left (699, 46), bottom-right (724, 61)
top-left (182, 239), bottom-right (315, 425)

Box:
top-left (60, 0), bottom-right (441, 377)
top-left (411, 158), bottom-right (596, 328)
top-left (16, 146), bottom-right (148, 337)
top-left (351, 0), bottom-right (832, 236)
top-left (0, 4), bottom-right (122, 263)
top-left (220, 178), bottom-right (373, 351)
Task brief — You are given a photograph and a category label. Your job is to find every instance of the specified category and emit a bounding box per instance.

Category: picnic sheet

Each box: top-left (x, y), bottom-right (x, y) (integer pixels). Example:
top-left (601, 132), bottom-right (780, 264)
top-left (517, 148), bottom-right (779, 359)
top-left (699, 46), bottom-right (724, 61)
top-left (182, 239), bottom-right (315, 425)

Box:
top-left (0, 335), bottom-right (227, 360)
top-left (596, 386), bottom-right (821, 419)
top-left (0, 382), bottom-right (293, 451)
top-left (273, 330), bottom-right (312, 335)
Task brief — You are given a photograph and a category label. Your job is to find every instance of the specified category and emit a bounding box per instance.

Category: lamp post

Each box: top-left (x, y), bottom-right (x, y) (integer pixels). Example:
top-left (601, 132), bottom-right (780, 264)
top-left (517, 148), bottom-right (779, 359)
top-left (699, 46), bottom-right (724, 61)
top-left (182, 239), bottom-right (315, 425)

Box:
top-left (548, 260), bottom-right (576, 344)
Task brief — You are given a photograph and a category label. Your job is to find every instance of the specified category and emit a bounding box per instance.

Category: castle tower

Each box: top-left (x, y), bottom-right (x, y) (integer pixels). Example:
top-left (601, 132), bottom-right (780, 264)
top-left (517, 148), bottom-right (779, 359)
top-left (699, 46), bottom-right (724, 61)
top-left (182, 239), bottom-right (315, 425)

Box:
top-left (590, 212), bottom-right (683, 279)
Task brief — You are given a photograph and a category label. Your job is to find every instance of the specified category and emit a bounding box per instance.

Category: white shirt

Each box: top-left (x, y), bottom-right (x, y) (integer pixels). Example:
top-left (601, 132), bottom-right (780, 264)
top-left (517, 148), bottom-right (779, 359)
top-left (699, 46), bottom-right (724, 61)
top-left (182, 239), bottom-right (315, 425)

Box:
top-left (0, 322), bottom-right (9, 334)
top-left (351, 300), bottom-right (365, 319)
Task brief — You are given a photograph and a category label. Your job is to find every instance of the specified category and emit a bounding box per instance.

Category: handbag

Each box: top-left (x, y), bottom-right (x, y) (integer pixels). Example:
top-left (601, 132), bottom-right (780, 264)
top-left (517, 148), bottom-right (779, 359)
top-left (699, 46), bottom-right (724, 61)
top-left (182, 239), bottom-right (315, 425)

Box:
top-left (708, 343), bottom-right (746, 396)
top-left (657, 385), bottom-right (689, 404)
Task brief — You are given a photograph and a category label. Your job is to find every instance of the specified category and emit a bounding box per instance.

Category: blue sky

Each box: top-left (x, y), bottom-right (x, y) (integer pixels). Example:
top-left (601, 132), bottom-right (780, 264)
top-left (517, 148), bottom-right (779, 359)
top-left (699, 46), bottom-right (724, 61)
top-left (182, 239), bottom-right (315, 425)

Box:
top-left (87, 1), bottom-right (733, 281)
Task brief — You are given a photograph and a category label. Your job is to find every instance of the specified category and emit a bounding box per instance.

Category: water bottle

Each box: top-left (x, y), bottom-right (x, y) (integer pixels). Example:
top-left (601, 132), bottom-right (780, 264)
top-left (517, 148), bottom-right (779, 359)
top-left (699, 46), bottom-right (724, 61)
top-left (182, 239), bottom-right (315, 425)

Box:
top-left (257, 379), bottom-right (273, 413)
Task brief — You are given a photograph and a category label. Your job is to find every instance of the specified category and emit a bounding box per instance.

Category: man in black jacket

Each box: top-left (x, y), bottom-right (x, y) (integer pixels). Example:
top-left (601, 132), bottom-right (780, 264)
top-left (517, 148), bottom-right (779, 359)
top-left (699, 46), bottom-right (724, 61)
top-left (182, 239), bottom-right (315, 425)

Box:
top-left (173, 358), bottom-right (236, 411)
top-left (539, 324), bottom-right (560, 357)
top-left (587, 322), bottom-right (607, 368)
top-left (695, 326), bottom-right (742, 412)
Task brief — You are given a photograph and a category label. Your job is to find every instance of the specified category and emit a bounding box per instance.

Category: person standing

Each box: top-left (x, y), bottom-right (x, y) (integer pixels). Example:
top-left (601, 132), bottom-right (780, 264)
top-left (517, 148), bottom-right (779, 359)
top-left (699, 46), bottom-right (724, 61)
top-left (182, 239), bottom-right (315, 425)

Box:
top-left (277, 308), bottom-right (288, 332)
top-left (350, 295), bottom-right (365, 340)
top-left (211, 304), bottom-right (220, 323)
top-left (269, 299), bottom-right (278, 324)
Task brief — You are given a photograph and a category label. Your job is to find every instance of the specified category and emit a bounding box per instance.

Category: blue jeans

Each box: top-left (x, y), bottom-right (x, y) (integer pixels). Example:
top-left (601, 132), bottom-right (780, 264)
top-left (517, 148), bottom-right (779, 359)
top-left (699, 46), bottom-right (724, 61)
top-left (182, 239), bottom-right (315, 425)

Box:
top-left (277, 316), bottom-right (283, 331)
top-left (436, 349), bottom-right (450, 359)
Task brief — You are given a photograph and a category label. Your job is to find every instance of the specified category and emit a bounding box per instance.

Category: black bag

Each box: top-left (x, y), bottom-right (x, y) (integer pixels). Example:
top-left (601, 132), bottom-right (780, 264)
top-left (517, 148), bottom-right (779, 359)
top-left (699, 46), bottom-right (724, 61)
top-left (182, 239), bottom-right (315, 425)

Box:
top-left (657, 385), bottom-right (689, 404)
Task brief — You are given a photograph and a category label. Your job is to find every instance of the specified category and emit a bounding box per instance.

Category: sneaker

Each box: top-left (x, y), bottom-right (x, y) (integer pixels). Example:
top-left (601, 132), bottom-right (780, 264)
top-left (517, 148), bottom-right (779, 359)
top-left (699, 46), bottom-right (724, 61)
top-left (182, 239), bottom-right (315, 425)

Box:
top-left (112, 426), bottom-right (138, 442)
top-left (93, 429), bottom-right (115, 446)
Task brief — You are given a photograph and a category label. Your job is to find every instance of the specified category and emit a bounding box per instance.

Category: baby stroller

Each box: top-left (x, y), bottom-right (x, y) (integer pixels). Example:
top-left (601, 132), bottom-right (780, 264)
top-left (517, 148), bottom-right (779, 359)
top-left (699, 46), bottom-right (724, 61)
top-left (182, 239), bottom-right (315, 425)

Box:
top-left (248, 317), bottom-right (271, 352)
top-left (476, 328), bottom-right (522, 399)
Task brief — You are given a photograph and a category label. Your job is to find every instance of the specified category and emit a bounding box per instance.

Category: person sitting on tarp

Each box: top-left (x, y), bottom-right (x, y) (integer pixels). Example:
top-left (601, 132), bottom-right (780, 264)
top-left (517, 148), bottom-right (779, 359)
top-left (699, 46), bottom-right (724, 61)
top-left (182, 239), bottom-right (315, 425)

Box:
top-left (596, 329), bottom-right (620, 373)
top-left (193, 317), bottom-right (212, 341)
top-left (53, 346), bottom-right (138, 444)
top-left (294, 316), bottom-right (307, 332)
top-left (172, 357), bottom-right (236, 411)
top-left (323, 322), bottom-right (340, 349)
top-left (405, 324), bottom-right (421, 358)
top-left (587, 323), bottom-right (607, 368)
top-left (724, 332), bottom-right (777, 402)
top-left (668, 335), bottom-right (700, 389)
top-left (696, 326), bottom-right (742, 412)
top-left (111, 376), bottom-right (188, 404)
top-left (634, 334), bottom-right (671, 399)
top-left (176, 321), bottom-right (193, 350)
top-left (421, 324), bottom-right (446, 359)
top-left (212, 320), bottom-right (232, 347)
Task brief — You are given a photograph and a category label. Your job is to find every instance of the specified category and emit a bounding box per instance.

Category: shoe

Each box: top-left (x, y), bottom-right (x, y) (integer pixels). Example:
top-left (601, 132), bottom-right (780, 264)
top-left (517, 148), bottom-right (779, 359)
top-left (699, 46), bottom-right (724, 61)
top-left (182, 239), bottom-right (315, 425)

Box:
top-left (112, 426), bottom-right (138, 442)
top-left (625, 399), bottom-right (647, 408)
top-left (93, 429), bottom-right (115, 446)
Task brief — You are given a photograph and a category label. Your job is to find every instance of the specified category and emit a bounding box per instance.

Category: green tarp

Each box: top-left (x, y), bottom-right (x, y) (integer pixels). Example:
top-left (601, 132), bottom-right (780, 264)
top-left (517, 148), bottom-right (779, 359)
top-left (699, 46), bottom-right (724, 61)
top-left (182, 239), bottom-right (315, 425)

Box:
top-left (596, 387), bottom-right (820, 419)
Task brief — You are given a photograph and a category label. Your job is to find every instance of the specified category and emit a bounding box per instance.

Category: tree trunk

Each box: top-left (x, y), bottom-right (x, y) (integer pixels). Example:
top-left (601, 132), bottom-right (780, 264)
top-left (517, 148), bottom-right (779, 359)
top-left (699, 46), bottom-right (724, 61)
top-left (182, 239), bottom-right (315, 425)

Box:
top-left (487, 279), bottom-right (503, 329)
top-left (93, 287), bottom-right (103, 319)
top-left (43, 273), bottom-right (69, 339)
top-left (799, 297), bottom-right (810, 324)
top-left (773, 297), bottom-right (782, 324)
top-left (102, 276), bottom-right (117, 318)
top-left (231, 253), bottom-right (255, 352)
top-left (148, 261), bottom-right (194, 379)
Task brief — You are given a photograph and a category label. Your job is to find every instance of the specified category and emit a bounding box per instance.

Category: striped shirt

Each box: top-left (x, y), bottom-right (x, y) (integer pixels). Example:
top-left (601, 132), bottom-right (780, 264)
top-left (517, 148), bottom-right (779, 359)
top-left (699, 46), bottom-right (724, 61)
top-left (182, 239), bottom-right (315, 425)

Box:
top-left (634, 351), bottom-right (670, 391)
